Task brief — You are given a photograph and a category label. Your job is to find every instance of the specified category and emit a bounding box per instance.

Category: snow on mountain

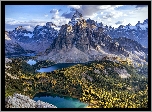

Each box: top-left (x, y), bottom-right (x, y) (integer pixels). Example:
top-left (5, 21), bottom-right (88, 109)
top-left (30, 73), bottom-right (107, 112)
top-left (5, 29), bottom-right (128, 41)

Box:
top-left (38, 11), bottom-right (148, 67)
top-left (6, 22), bottom-right (59, 54)
top-left (5, 31), bottom-right (26, 55)
top-left (24, 33), bottom-right (33, 38)
top-left (5, 33), bottom-right (11, 40)
top-left (136, 24), bottom-right (148, 30)
top-left (105, 19), bottom-right (148, 48)
top-left (5, 10), bottom-right (148, 69)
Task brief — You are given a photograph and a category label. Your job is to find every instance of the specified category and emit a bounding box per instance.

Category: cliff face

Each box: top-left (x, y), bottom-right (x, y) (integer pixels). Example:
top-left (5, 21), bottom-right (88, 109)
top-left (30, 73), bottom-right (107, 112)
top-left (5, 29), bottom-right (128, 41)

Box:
top-left (5, 31), bottom-right (26, 55)
top-left (37, 11), bottom-right (147, 66)
top-left (5, 93), bottom-right (57, 108)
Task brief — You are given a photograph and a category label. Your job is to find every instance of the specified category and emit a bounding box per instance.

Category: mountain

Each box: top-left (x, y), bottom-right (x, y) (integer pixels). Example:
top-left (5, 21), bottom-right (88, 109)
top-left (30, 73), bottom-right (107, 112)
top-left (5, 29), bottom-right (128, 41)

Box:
top-left (7, 23), bottom-right (58, 54)
top-left (37, 11), bottom-right (148, 67)
top-left (9, 26), bottom-right (33, 43)
top-left (5, 11), bottom-right (148, 67)
top-left (105, 19), bottom-right (148, 48)
top-left (5, 31), bottom-right (26, 55)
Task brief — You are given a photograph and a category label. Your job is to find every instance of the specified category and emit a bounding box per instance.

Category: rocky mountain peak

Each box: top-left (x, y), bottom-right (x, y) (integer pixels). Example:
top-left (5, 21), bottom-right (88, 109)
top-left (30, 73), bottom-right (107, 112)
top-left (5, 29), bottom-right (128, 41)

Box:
top-left (143, 19), bottom-right (148, 24)
top-left (15, 26), bottom-right (26, 31)
top-left (42, 15), bottom-right (148, 64)
top-left (69, 10), bottom-right (83, 26)
top-left (72, 10), bottom-right (83, 20)
top-left (46, 22), bottom-right (57, 28)
top-left (5, 31), bottom-right (11, 40)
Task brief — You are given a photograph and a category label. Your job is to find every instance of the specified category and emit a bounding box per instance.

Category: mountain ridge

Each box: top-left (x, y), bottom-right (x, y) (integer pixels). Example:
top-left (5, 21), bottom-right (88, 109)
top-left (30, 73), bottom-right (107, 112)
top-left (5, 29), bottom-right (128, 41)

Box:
top-left (35, 11), bottom-right (148, 67)
top-left (5, 11), bottom-right (148, 67)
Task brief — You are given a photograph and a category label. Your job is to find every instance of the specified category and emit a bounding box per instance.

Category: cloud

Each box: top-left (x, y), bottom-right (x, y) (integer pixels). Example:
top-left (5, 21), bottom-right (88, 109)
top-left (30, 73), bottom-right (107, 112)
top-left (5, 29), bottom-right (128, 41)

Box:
top-left (101, 11), bottom-right (124, 19)
top-left (5, 5), bottom-right (148, 32)
top-left (63, 5), bottom-right (124, 20)
top-left (58, 9), bottom-right (62, 12)
top-left (5, 18), bottom-right (46, 31)
top-left (102, 13), bottom-right (114, 19)
top-left (136, 5), bottom-right (148, 8)
top-left (115, 21), bottom-right (123, 25)
top-left (115, 20), bottom-right (126, 25)
top-left (50, 9), bottom-right (71, 27)
top-left (68, 5), bottom-right (81, 9)
top-left (50, 9), bottom-right (59, 14)
top-left (24, 25), bottom-right (34, 31)
top-left (97, 5), bottom-right (112, 10)
top-left (51, 16), bottom-right (70, 27)
top-left (18, 17), bottom-right (27, 20)
top-left (5, 17), bottom-right (67, 32)
top-left (44, 15), bottom-right (48, 17)
top-left (112, 12), bottom-right (123, 18)
top-left (62, 12), bottom-right (74, 19)
top-left (63, 5), bottom-right (99, 19)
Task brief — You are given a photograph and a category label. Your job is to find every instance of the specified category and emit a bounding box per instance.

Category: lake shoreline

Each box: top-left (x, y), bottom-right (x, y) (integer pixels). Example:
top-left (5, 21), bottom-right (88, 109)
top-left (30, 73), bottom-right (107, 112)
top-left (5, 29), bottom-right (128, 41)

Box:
top-left (32, 91), bottom-right (91, 108)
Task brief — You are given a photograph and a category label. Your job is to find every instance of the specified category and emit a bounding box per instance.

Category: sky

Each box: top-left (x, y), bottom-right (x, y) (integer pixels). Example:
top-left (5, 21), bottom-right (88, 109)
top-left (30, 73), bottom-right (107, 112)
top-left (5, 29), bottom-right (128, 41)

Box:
top-left (5, 5), bottom-right (148, 31)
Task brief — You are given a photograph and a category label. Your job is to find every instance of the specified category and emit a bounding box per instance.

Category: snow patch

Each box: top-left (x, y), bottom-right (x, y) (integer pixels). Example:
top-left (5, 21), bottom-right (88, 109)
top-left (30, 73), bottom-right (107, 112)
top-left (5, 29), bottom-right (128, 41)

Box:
top-left (5, 34), bottom-right (11, 40)
top-left (24, 33), bottom-right (33, 38)
top-left (139, 24), bottom-right (148, 30)
top-left (134, 51), bottom-right (145, 57)
top-left (37, 26), bottom-right (43, 30)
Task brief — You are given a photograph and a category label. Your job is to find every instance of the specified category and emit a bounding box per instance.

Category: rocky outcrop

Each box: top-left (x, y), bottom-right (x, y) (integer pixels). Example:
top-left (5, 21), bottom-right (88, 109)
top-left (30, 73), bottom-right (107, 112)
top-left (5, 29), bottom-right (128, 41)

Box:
top-left (38, 47), bottom-right (89, 63)
top-left (42, 11), bottom-right (148, 65)
top-left (114, 68), bottom-right (131, 78)
top-left (5, 93), bottom-right (57, 108)
top-left (5, 31), bottom-right (26, 55)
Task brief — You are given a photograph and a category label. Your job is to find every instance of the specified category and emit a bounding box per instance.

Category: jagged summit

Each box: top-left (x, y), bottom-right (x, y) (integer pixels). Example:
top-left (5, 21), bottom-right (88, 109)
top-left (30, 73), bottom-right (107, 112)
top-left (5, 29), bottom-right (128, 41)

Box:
top-left (72, 10), bottom-right (83, 19)
top-left (69, 10), bottom-right (83, 26)
top-left (46, 22), bottom-right (57, 28)
top-left (15, 26), bottom-right (26, 31)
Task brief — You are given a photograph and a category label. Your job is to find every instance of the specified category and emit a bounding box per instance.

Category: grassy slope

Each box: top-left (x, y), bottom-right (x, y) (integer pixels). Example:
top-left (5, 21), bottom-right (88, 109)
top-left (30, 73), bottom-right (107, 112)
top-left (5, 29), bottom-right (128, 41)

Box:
top-left (5, 58), bottom-right (148, 108)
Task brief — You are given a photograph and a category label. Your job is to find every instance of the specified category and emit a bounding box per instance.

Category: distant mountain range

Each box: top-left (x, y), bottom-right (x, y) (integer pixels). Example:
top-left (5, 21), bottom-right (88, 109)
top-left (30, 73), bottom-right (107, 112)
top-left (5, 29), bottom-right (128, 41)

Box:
top-left (5, 11), bottom-right (148, 67)
top-left (105, 19), bottom-right (148, 48)
top-left (5, 23), bottom-right (58, 55)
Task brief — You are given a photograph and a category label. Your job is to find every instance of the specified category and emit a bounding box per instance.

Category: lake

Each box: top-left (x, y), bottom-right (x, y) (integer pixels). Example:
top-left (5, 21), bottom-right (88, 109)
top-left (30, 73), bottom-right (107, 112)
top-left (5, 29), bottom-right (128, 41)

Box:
top-left (26, 59), bottom-right (82, 72)
top-left (37, 63), bottom-right (80, 73)
top-left (29, 60), bottom-right (88, 108)
top-left (27, 59), bottom-right (37, 65)
top-left (33, 94), bottom-right (88, 108)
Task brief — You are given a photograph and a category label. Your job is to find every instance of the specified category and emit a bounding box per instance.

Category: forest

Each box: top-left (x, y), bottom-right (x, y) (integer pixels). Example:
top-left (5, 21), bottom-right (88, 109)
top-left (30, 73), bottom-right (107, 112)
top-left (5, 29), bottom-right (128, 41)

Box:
top-left (5, 58), bottom-right (148, 108)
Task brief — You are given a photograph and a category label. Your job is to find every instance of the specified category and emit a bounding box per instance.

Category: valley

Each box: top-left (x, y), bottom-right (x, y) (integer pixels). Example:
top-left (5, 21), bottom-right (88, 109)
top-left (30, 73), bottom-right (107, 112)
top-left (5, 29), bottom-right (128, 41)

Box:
top-left (5, 9), bottom-right (148, 108)
top-left (5, 56), bottom-right (148, 108)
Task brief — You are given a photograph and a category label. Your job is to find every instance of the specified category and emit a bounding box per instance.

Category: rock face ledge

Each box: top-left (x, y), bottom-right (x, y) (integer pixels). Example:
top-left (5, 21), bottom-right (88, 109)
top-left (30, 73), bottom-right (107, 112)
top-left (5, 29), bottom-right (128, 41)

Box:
top-left (5, 93), bottom-right (57, 108)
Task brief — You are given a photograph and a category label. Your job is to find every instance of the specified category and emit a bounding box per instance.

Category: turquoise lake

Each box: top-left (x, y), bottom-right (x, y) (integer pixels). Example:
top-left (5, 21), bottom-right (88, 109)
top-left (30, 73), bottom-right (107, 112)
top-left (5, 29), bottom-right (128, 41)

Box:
top-left (33, 94), bottom-right (88, 108)
top-left (29, 60), bottom-right (87, 108)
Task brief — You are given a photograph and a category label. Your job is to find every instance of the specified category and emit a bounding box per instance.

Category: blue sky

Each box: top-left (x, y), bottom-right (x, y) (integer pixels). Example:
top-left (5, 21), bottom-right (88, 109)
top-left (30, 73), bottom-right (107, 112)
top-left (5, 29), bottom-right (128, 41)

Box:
top-left (5, 5), bottom-right (148, 31)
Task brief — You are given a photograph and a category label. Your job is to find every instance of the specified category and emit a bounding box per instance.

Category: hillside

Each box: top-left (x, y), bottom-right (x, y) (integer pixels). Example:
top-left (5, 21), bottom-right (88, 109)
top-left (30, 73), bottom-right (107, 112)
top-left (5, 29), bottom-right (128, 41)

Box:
top-left (5, 57), bottom-right (148, 108)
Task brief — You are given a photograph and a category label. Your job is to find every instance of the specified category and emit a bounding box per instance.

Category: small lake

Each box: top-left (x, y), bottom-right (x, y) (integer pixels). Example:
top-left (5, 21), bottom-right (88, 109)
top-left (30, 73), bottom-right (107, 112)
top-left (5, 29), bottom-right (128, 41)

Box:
top-left (30, 60), bottom-right (87, 108)
top-left (37, 63), bottom-right (79, 73)
top-left (33, 94), bottom-right (88, 108)
top-left (27, 59), bottom-right (36, 65)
